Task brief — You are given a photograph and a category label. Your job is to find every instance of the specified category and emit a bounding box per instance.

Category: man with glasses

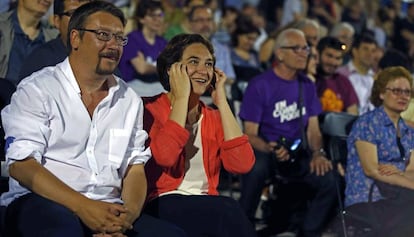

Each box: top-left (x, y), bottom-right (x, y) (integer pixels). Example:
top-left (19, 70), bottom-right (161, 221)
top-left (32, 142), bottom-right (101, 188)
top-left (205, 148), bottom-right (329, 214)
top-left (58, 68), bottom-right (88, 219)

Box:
top-left (0, 2), bottom-right (186, 236)
top-left (239, 28), bottom-right (337, 237)
top-left (18, 0), bottom-right (92, 82)
top-left (0, 0), bottom-right (58, 85)
top-left (315, 36), bottom-right (359, 115)
top-left (188, 4), bottom-right (236, 104)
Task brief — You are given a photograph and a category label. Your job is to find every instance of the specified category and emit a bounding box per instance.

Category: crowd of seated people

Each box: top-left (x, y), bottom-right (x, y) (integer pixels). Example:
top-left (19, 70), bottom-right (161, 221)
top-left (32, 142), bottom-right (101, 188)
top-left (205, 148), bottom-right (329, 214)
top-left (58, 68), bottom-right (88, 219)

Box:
top-left (2, 0), bottom-right (414, 237)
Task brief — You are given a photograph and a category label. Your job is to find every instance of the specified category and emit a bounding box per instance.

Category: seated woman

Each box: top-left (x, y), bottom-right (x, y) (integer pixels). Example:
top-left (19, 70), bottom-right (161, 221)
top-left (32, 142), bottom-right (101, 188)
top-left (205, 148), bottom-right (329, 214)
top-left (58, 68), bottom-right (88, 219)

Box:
top-left (230, 16), bottom-right (262, 80)
top-left (142, 34), bottom-right (257, 237)
top-left (118, 0), bottom-right (167, 96)
top-left (345, 66), bottom-right (414, 236)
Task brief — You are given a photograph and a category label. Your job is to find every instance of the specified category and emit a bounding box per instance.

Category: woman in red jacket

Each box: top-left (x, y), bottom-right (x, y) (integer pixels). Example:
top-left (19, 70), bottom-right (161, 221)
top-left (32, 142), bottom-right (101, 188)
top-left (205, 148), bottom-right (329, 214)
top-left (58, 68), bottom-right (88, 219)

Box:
top-left (143, 34), bottom-right (256, 237)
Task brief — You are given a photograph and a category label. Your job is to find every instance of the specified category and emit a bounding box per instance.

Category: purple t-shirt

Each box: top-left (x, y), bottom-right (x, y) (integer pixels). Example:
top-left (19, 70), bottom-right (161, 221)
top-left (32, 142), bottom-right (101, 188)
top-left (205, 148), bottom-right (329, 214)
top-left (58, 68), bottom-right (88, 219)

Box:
top-left (315, 73), bottom-right (358, 112)
top-left (239, 70), bottom-right (322, 142)
top-left (118, 30), bottom-right (167, 82)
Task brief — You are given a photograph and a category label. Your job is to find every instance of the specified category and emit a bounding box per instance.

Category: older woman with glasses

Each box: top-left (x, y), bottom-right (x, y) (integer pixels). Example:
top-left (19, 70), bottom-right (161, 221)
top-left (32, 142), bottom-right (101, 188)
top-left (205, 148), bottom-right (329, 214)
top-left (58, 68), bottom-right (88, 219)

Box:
top-left (344, 66), bottom-right (414, 236)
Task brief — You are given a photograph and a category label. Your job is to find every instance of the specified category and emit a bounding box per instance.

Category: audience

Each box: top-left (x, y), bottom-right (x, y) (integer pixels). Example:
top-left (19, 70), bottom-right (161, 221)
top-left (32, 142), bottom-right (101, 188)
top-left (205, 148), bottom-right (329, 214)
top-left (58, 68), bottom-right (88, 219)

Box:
top-left (0, 2), bottom-right (186, 236)
top-left (18, 0), bottom-right (92, 82)
top-left (0, 0), bottom-right (58, 85)
top-left (230, 16), bottom-right (261, 71)
top-left (118, 0), bottom-right (167, 97)
top-left (0, 0), bottom-right (12, 13)
top-left (315, 36), bottom-right (358, 115)
top-left (163, 0), bottom-right (204, 40)
top-left (391, 2), bottom-right (414, 64)
top-left (345, 66), bottom-right (414, 236)
top-left (188, 4), bottom-right (236, 103)
top-left (329, 22), bottom-right (355, 64)
top-left (238, 28), bottom-right (336, 237)
top-left (337, 33), bottom-right (378, 115)
top-left (188, 4), bottom-right (236, 83)
top-left (304, 43), bottom-right (318, 83)
top-left (340, 0), bottom-right (367, 35)
top-left (292, 18), bottom-right (321, 47)
top-left (142, 33), bottom-right (256, 237)
top-left (279, 0), bottom-right (308, 28)
top-left (213, 6), bottom-right (240, 46)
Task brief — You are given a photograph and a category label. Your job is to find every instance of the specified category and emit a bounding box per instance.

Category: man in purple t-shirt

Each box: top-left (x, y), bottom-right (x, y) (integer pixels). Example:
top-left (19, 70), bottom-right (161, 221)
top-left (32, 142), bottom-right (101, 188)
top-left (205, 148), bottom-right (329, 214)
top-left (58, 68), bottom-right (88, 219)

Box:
top-left (238, 29), bottom-right (337, 237)
top-left (315, 36), bottom-right (358, 115)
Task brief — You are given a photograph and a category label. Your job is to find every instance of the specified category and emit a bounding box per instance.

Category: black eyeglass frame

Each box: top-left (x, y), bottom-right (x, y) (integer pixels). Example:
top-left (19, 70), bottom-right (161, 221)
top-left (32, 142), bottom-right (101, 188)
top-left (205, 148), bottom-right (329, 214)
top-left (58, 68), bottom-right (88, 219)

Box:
top-left (76, 28), bottom-right (128, 46)
top-left (279, 45), bottom-right (310, 54)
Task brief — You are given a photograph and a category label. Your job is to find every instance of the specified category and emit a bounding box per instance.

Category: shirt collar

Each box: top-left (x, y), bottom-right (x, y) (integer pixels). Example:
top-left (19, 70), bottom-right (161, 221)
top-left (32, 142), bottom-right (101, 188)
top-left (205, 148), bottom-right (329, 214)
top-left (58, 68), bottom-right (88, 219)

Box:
top-left (57, 58), bottom-right (120, 96)
top-left (348, 61), bottom-right (375, 76)
top-left (377, 106), bottom-right (410, 136)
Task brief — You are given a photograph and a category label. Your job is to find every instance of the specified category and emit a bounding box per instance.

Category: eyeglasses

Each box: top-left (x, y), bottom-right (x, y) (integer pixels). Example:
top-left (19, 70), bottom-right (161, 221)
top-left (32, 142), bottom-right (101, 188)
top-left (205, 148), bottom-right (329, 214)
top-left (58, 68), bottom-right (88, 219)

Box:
top-left (191, 17), bottom-right (213, 24)
top-left (385, 88), bottom-right (412, 97)
top-left (60, 9), bottom-right (76, 17)
top-left (76, 28), bottom-right (128, 46)
top-left (147, 12), bottom-right (165, 19)
top-left (280, 45), bottom-right (310, 54)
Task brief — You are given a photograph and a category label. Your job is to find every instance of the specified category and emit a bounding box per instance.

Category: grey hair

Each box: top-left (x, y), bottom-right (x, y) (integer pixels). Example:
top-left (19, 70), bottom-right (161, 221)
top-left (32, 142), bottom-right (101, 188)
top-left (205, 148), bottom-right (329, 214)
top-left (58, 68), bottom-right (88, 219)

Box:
top-left (292, 18), bottom-right (320, 31)
top-left (274, 28), bottom-right (305, 50)
top-left (329, 22), bottom-right (355, 37)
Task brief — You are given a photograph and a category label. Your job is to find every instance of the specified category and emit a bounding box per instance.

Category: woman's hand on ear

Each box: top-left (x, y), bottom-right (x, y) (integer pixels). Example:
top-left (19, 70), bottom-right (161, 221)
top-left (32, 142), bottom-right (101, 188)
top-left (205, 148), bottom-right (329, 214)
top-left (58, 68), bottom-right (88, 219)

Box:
top-left (168, 62), bottom-right (191, 100)
top-left (211, 68), bottom-right (228, 107)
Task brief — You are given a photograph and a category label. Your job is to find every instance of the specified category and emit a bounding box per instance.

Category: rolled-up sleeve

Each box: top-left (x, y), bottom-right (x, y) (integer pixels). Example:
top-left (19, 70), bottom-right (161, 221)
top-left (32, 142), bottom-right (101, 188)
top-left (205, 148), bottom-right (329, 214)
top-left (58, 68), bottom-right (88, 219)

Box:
top-left (2, 82), bottom-right (50, 166)
top-left (124, 97), bottom-right (151, 166)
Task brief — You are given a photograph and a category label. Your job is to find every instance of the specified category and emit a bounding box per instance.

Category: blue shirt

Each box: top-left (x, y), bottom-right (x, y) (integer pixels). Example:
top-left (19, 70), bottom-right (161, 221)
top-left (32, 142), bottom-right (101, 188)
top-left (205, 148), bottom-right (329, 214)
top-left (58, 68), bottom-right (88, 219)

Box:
top-left (211, 38), bottom-right (235, 80)
top-left (18, 37), bottom-right (66, 81)
top-left (345, 106), bottom-right (414, 207)
top-left (6, 11), bottom-right (46, 85)
top-left (0, 0), bottom-right (10, 13)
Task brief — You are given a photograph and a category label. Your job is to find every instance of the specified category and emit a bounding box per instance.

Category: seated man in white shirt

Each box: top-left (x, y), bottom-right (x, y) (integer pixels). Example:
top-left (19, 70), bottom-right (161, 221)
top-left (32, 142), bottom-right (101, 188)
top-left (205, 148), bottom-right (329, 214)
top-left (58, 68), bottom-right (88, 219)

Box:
top-left (337, 33), bottom-right (378, 115)
top-left (0, 2), bottom-right (186, 237)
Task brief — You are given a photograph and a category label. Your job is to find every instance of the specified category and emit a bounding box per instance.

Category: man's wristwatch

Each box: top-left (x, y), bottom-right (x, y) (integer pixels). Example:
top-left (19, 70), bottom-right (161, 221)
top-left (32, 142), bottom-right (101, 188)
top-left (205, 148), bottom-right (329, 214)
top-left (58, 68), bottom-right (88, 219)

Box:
top-left (312, 148), bottom-right (327, 157)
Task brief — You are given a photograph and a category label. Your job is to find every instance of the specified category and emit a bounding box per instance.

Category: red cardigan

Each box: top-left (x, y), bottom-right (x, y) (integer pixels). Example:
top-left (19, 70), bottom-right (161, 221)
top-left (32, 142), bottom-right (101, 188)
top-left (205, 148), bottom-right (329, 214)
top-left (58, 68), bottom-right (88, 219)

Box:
top-left (143, 94), bottom-right (255, 201)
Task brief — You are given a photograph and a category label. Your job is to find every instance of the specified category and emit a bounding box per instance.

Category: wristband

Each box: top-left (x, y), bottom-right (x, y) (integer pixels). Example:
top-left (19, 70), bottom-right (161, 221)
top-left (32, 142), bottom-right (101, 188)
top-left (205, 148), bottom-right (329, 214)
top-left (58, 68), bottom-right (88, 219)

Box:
top-left (312, 148), bottom-right (327, 157)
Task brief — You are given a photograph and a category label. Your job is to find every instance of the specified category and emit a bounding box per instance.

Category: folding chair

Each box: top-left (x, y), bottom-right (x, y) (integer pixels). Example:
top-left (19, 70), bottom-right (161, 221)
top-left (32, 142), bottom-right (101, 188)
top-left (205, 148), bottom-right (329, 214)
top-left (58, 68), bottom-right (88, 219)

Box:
top-left (321, 112), bottom-right (380, 237)
top-left (320, 112), bottom-right (357, 236)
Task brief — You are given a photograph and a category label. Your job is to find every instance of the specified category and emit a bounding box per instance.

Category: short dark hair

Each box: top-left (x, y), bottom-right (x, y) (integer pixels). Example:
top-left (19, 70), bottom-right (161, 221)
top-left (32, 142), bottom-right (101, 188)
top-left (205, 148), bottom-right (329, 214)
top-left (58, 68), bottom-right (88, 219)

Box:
top-left (134, 0), bottom-right (163, 30)
top-left (54, 0), bottom-right (92, 15)
top-left (67, 1), bottom-right (126, 52)
top-left (231, 16), bottom-right (260, 47)
top-left (157, 34), bottom-right (215, 91)
top-left (188, 5), bottom-right (210, 21)
top-left (378, 49), bottom-right (411, 71)
top-left (351, 33), bottom-right (377, 50)
top-left (317, 36), bottom-right (346, 54)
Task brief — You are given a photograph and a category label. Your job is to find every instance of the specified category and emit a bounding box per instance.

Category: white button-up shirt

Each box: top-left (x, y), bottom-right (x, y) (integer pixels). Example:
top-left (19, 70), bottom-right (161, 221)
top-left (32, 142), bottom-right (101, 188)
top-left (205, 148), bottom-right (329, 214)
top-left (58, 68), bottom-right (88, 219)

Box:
top-left (0, 58), bottom-right (151, 206)
top-left (338, 61), bottom-right (375, 115)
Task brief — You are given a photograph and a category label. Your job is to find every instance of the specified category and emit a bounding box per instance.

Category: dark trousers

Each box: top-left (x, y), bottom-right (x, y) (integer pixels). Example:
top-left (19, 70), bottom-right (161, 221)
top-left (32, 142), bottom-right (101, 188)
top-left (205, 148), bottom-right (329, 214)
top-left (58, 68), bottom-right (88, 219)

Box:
top-left (144, 194), bottom-right (257, 237)
top-left (345, 197), bottom-right (414, 237)
top-left (239, 149), bottom-right (337, 237)
top-left (3, 193), bottom-right (187, 237)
